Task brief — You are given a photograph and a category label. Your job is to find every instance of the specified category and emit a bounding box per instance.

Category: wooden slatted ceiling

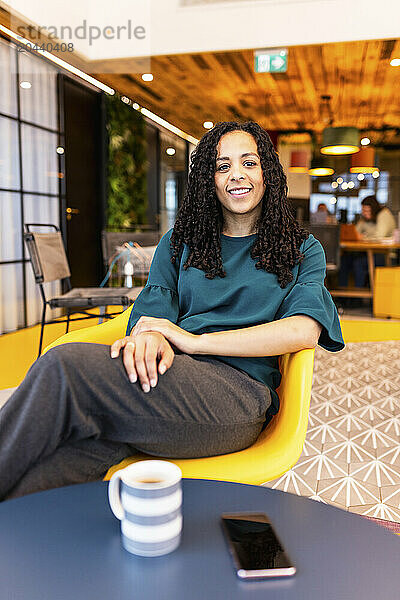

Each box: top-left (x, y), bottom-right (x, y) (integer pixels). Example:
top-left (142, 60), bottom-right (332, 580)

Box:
top-left (1, 4), bottom-right (398, 146)
top-left (98, 38), bottom-right (400, 143)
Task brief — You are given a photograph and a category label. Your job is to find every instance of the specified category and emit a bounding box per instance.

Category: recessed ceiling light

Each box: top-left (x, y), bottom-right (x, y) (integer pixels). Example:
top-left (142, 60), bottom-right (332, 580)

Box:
top-left (56, 146), bottom-right (65, 155)
top-left (372, 170), bottom-right (380, 178)
top-left (360, 137), bottom-right (371, 146)
top-left (166, 147), bottom-right (176, 155)
top-left (390, 58), bottom-right (400, 67)
top-left (341, 182), bottom-right (348, 190)
top-left (330, 197), bottom-right (337, 204)
top-left (121, 96), bottom-right (131, 104)
top-left (20, 81), bottom-right (31, 89)
top-left (337, 177), bottom-right (343, 184)
top-left (203, 121), bottom-right (213, 129)
top-left (331, 181), bottom-right (338, 189)
top-left (348, 181), bottom-right (355, 188)
top-left (142, 73), bottom-right (153, 82)
top-left (132, 103), bottom-right (140, 110)
top-left (357, 173), bottom-right (365, 181)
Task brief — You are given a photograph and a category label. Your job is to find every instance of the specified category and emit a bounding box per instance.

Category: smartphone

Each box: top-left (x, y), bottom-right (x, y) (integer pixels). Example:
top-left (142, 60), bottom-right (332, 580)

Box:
top-left (221, 512), bottom-right (296, 580)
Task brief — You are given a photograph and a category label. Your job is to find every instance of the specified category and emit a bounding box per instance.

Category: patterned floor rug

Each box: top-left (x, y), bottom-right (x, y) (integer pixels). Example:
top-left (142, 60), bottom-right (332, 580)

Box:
top-left (264, 341), bottom-right (400, 527)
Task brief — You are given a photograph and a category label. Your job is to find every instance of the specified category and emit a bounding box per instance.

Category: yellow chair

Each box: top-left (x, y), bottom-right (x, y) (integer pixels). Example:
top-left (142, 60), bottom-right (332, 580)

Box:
top-left (43, 307), bottom-right (315, 485)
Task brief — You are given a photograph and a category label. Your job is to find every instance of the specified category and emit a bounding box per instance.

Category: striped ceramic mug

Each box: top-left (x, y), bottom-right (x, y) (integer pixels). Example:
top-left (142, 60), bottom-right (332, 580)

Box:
top-left (108, 460), bottom-right (182, 557)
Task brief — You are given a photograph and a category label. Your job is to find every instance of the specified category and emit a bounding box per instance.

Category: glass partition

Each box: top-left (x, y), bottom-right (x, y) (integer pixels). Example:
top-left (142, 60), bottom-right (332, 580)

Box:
top-left (19, 51), bottom-right (58, 129)
top-left (0, 36), bottom-right (62, 334)
top-left (0, 38), bottom-right (18, 117)
top-left (0, 116), bottom-right (20, 190)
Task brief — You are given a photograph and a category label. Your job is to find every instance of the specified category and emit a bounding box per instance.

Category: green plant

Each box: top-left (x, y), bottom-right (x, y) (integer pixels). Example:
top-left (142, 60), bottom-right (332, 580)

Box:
top-left (106, 94), bottom-right (148, 229)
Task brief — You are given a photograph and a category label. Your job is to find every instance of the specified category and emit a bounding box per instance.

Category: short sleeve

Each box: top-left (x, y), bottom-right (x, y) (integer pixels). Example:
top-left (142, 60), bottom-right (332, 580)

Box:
top-left (125, 229), bottom-right (180, 335)
top-left (274, 235), bottom-right (345, 352)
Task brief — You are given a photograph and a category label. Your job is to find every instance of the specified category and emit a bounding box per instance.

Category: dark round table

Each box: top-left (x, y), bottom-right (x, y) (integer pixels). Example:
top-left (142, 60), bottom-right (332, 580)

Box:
top-left (0, 479), bottom-right (399, 599)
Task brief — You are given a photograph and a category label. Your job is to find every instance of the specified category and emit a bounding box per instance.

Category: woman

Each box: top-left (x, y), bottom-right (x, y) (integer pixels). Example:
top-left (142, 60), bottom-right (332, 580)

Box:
top-left (339, 195), bottom-right (396, 290)
top-left (356, 195), bottom-right (396, 240)
top-left (0, 122), bottom-right (344, 501)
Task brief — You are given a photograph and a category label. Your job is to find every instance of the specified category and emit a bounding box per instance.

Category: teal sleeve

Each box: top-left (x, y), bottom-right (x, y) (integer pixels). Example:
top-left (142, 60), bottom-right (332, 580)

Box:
top-left (125, 230), bottom-right (180, 335)
top-left (275, 236), bottom-right (345, 352)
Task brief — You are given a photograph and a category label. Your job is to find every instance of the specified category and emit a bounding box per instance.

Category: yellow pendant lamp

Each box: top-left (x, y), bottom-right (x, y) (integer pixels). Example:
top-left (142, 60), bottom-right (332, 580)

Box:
top-left (308, 154), bottom-right (334, 176)
top-left (349, 146), bottom-right (379, 174)
top-left (321, 127), bottom-right (360, 155)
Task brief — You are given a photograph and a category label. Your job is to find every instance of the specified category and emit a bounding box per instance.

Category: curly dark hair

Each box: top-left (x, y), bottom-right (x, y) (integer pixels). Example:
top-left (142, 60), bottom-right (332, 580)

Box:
top-left (361, 195), bottom-right (382, 222)
top-left (169, 121), bottom-right (309, 288)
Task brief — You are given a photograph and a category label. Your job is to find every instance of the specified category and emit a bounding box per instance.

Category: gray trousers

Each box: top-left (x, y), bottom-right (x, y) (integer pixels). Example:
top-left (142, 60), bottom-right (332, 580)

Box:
top-left (0, 343), bottom-right (271, 501)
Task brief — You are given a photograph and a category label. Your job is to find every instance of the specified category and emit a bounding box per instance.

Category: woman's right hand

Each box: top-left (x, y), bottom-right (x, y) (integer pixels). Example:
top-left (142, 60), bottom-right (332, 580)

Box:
top-left (110, 332), bottom-right (175, 393)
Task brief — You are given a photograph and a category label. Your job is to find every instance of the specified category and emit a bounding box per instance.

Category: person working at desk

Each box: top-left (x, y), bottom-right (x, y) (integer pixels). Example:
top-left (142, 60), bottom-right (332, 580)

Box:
top-left (311, 203), bottom-right (337, 225)
top-left (0, 121), bottom-right (344, 501)
top-left (338, 195), bottom-right (396, 290)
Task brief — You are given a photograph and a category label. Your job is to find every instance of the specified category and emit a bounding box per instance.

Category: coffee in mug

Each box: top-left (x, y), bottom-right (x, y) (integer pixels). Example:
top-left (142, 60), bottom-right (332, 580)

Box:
top-left (108, 460), bottom-right (182, 557)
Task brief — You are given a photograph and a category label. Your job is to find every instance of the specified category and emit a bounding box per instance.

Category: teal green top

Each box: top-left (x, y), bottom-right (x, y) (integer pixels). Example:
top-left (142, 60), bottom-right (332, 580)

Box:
top-left (126, 229), bottom-right (345, 420)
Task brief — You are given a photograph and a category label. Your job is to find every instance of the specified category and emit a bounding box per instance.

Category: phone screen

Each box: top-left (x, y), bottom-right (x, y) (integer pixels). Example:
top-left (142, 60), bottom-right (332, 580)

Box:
top-left (221, 513), bottom-right (296, 579)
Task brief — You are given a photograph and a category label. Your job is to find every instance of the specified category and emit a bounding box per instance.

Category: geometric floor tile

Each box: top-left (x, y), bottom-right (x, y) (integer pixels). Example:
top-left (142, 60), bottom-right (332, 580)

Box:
top-left (375, 414), bottom-right (400, 437)
top-left (334, 391), bottom-right (370, 411)
top-left (262, 341), bottom-right (400, 525)
top-left (310, 397), bottom-right (347, 419)
top-left (376, 377), bottom-right (400, 395)
top-left (267, 470), bottom-right (317, 496)
top-left (307, 412), bottom-right (326, 428)
top-left (356, 385), bottom-right (387, 404)
top-left (317, 476), bottom-right (380, 508)
top-left (307, 422), bottom-right (348, 445)
top-left (352, 404), bottom-right (392, 426)
top-left (323, 440), bottom-right (376, 463)
top-left (349, 460), bottom-right (400, 488)
top-left (349, 503), bottom-right (400, 522)
top-left (351, 427), bottom-right (398, 450)
top-left (377, 446), bottom-right (400, 468)
top-left (300, 439), bottom-right (324, 456)
top-left (375, 394), bottom-right (400, 414)
top-left (294, 454), bottom-right (348, 481)
top-left (327, 413), bottom-right (371, 436)
top-left (380, 484), bottom-right (400, 509)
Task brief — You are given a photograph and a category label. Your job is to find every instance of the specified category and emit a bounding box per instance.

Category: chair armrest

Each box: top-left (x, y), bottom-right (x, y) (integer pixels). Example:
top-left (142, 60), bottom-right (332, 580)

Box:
top-left (42, 306), bottom-right (133, 355)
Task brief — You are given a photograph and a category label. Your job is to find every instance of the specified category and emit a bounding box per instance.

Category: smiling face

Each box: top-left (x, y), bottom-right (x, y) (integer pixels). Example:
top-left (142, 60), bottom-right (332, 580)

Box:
top-left (214, 130), bottom-right (266, 234)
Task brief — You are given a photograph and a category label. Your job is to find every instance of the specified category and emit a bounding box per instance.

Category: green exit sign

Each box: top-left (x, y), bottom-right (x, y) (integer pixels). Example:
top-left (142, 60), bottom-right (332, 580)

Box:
top-left (254, 48), bottom-right (288, 73)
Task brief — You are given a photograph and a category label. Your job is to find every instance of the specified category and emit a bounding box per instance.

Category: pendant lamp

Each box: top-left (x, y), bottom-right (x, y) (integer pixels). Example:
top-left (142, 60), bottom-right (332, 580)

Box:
top-left (321, 127), bottom-right (359, 155)
top-left (349, 146), bottom-right (378, 174)
top-left (289, 150), bottom-right (309, 173)
top-left (308, 154), bottom-right (334, 176)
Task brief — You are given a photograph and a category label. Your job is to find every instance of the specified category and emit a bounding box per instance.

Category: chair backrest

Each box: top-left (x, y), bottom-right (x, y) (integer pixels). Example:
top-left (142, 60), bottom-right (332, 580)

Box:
top-left (304, 223), bottom-right (340, 269)
top-left (24, 226), bottom-right (71, 283)
top-left (101, 231), bottom-right (161, 267)
top-left (340, 223), bottom-right (362, 242)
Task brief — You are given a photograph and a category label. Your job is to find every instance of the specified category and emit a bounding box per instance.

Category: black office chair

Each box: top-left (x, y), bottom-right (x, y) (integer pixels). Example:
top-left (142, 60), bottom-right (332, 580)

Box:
top-left (24, 224), bottom-right (143, 356)
top-left (304, 223), bottom-right (341, 273)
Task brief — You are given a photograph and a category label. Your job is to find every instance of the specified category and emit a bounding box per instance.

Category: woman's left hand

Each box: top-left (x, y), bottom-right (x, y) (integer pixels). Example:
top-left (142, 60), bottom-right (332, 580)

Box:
top-left (132, 317), bottom-right (199, 354)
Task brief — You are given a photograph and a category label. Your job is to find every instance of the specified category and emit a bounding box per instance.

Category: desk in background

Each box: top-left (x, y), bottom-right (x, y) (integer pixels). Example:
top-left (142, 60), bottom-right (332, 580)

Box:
top-left (330, 240), bottom-right (400, 300)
